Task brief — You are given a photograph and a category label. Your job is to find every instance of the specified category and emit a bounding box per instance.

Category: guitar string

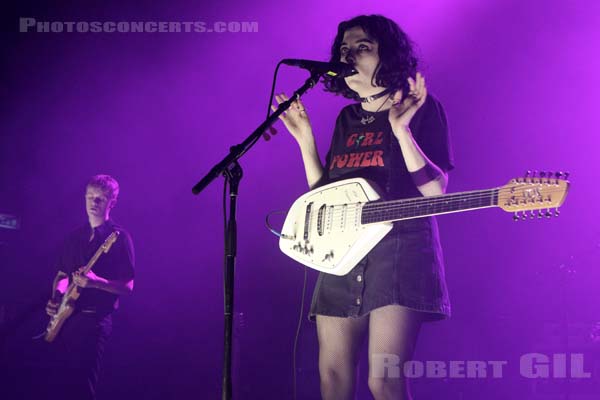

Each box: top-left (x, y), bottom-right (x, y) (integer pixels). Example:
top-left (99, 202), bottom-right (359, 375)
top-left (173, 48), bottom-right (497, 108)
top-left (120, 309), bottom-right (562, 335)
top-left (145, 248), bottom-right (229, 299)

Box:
top-left (313, 201), bottom-right (562, 232)
top-left (357, 185), bottom-right (564, 211)
top-left (313, 200), bottom-right (556, 234)
top-left (318, 186), bottom-right (565, 215)
top-left (305, 187), bottom-right (566, 231)
top-left (314, 186), bottom-right (565, 218)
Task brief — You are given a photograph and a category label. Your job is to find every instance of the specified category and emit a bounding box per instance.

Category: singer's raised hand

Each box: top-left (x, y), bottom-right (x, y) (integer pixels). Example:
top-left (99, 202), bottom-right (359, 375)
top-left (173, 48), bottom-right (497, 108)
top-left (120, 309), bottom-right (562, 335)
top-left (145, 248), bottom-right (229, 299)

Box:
top-left (389, 72), bottom-right (428, 136)
top-left (271, 93), bottom-right (314, 144)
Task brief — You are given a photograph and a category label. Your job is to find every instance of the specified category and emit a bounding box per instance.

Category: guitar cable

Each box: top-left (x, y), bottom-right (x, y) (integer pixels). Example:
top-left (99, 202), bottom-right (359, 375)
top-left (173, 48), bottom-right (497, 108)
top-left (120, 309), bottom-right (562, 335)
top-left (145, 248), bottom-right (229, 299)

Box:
top-left (292, 266), bottom-right (308, 400)
top-left (261, 61), bottom-right (312, 398)
top-left (265, 210), bottom-right (295, 240)
top-left (265, 211), bottom-right (308, 400)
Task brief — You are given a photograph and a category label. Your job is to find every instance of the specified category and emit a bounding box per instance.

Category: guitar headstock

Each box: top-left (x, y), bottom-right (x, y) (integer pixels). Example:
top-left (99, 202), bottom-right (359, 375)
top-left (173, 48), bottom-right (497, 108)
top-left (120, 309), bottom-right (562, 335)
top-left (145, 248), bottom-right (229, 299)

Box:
top-left (102, 231), bottom-right (120, 252)
top-left (498, 171), bottom-right (570, 220)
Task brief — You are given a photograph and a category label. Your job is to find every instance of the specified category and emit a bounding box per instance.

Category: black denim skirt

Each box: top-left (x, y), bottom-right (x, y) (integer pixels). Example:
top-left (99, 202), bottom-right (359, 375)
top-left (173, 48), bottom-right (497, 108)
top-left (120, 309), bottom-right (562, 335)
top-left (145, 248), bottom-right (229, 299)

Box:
top-left (309, 216), bottom-right (451, 321)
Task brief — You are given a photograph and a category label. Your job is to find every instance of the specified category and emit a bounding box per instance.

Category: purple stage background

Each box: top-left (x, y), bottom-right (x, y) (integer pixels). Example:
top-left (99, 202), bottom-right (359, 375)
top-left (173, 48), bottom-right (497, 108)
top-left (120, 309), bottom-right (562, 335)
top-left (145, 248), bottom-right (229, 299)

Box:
top-left (1, 0), bottom-right (599, 398)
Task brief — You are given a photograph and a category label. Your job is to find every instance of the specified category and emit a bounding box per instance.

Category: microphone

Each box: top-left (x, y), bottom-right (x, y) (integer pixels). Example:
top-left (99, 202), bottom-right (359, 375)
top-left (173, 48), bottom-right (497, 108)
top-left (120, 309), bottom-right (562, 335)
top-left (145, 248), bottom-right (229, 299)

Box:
top-left (281, 59), bottom-right (358, 78)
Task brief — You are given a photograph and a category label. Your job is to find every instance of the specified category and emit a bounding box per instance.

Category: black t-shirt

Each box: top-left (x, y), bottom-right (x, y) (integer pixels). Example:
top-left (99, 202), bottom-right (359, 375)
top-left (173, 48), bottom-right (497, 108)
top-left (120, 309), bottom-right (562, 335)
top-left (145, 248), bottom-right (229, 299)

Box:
top-left (55, 219), bottom-right (135, 314)
top-left (322, 94), bottom-right (454, 200)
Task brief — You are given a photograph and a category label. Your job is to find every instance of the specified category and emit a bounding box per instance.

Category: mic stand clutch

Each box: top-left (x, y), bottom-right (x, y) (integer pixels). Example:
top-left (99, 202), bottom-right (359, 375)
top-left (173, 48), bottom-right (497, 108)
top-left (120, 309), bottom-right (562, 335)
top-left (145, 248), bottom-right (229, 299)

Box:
top-left (192, 71), bottom-right (321, 400)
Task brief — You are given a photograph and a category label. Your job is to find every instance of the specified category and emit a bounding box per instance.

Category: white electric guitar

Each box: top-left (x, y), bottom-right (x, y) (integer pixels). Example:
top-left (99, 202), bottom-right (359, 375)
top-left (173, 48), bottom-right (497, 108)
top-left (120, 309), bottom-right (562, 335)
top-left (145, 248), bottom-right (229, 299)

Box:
top-left (278, 173), bottom-right (570, 276)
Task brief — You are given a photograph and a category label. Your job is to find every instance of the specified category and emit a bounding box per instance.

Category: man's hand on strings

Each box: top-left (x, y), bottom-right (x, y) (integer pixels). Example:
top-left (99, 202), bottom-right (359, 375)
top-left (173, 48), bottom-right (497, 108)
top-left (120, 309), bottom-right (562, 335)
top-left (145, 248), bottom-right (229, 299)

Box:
top-left (73, 267), bottom-right (102, 289)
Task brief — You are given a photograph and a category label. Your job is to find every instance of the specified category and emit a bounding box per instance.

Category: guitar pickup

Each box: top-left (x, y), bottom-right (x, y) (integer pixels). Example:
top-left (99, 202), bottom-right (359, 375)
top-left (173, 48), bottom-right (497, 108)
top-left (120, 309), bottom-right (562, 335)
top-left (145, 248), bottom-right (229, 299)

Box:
top-left (317, 204), bottom-right (326, 236)
top-left (303, 202), bottom-right (313, 241)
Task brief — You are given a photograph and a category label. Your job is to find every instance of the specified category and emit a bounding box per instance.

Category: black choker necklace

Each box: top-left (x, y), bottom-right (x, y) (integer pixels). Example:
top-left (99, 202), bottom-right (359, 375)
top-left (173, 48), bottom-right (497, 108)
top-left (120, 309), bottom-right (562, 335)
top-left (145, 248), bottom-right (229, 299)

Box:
top-left (359, 92), bottom-right (393, 125)
top-left (359, 88), bottom-right (392, 103)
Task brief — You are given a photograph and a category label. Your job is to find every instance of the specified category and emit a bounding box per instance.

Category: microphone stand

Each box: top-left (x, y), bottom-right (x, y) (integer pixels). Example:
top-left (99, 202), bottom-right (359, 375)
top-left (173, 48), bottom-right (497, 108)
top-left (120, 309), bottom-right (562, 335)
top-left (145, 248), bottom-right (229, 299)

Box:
top-left (192, 71), bottom-right (321, 400)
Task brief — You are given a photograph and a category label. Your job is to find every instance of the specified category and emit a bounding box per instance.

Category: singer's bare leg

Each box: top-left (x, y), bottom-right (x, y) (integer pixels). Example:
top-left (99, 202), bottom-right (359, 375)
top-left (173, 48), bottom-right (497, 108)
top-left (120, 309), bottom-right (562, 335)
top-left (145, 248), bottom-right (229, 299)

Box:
top-left (367, 305), bottom-right (422, 400)
top-left (316, 314), bottom-right (368, 400)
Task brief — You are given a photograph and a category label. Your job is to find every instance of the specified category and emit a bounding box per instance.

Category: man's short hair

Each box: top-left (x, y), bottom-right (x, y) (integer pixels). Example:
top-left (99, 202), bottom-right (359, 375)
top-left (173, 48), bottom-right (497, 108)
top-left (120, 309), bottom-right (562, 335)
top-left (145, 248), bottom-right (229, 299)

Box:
top-left (87, 174), bottom-right (120, 202)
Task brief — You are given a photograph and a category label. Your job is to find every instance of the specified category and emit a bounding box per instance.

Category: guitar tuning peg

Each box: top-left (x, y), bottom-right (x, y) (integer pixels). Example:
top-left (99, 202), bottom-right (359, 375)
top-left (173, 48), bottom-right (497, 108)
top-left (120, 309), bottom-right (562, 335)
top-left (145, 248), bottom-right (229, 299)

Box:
top-left (545, 210), bottom-right (552, 218)
top-left (555, 171), bottom-right (563, 179)
top-left (564, 172), bottom-right (570, 180)
top-left (529, 211), bottom-right (535, 220)
top-left (513, 212), bottom-right (520, 222)
top-left (521, 213), bottom-right (527, 221)
top-left (540, 171), bottom-right (546, 178)
top-left (537, 210), bottom-right (544, 219)
top-left (525, 170), bottom-right (531, 178)
top-left (554, 208), bottom-right (560, 217)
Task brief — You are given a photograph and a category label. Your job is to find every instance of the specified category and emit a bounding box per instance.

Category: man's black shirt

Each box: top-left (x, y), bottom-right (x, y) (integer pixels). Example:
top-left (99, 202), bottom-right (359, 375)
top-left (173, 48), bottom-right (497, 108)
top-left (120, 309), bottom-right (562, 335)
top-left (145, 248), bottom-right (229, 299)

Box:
top-left (55, 219), bottom-right (135, 315)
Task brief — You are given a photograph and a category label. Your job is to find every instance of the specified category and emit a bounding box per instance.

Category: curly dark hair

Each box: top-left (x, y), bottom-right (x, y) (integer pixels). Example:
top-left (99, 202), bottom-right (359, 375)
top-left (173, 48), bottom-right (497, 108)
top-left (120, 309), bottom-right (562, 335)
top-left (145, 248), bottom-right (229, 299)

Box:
top-left (323, 15), bottom-right (418, 101)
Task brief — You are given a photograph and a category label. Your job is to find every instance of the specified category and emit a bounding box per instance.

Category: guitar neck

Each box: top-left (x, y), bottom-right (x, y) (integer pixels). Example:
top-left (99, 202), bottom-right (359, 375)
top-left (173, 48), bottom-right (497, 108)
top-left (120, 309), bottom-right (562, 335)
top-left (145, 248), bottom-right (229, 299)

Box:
top-left (62, 245), bottom-right (105, 296)
top-left (81, 244), bottom-right (107, 274)
top-left (361, 188), bottom-right (499, 224)
top-left (64, 233), bottom-right (116, 295)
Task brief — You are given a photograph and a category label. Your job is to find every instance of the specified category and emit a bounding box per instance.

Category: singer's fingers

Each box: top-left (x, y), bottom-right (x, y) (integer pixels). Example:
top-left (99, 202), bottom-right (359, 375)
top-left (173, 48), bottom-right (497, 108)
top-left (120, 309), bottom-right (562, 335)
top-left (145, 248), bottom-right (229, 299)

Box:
top-left (271, 105), bottom-right (286, 120)
top-left (295, 98), bottom-right (308, 113)
top-left (418, 85), bottom-right (428, 107)
top-left (417, 73), bottom-right (425, 95)
top-left (408, 76), bottom-right (416, 94)
top-left (391, 90), bottom-right (403, 105)
top-left (276, 93), bottom-right (292, 106)
top-left (275, 93), bottom-right (289, 105)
